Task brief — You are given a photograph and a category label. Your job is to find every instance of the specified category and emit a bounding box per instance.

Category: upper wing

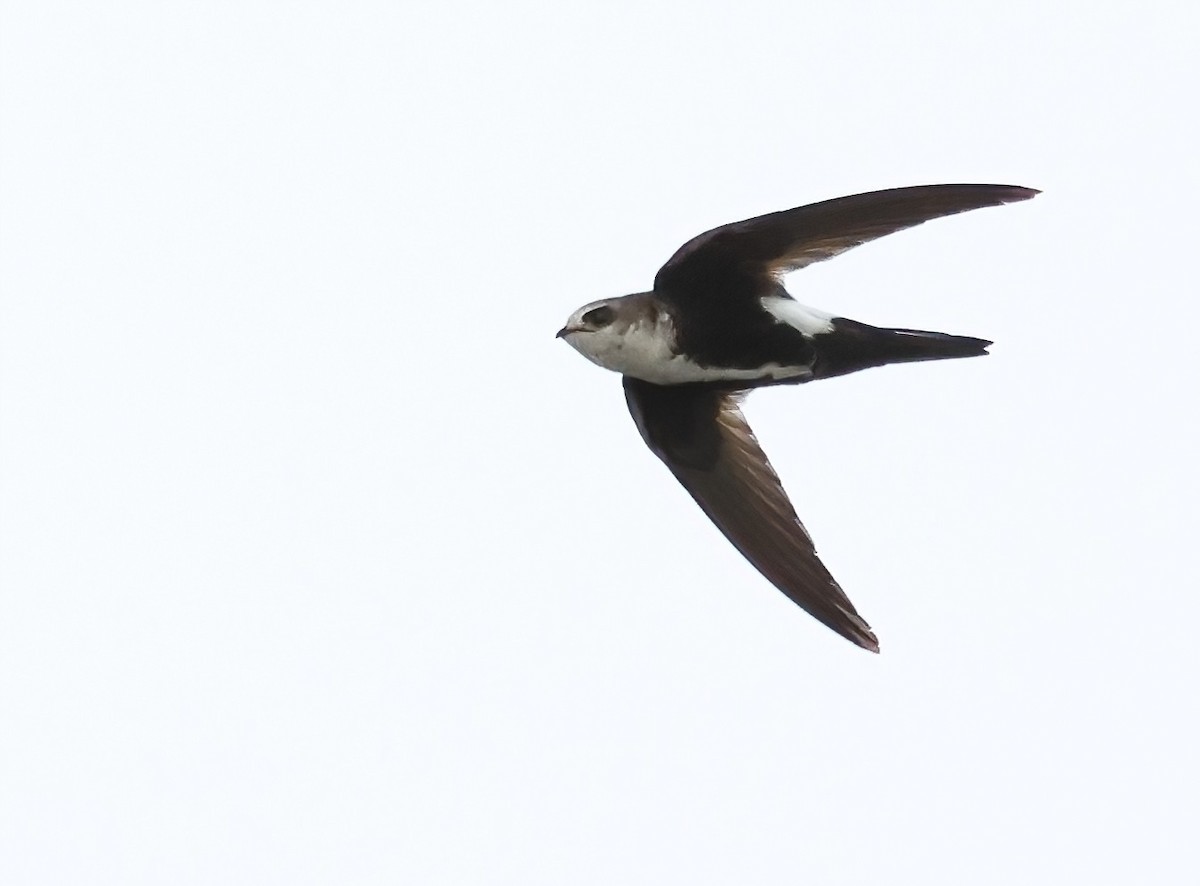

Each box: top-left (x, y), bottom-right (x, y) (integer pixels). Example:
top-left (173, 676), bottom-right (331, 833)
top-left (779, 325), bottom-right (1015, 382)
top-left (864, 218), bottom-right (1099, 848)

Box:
top-left (653, 184), bottom-right (1038, 306)
top-left (623, 376), bottom-right (879, 652)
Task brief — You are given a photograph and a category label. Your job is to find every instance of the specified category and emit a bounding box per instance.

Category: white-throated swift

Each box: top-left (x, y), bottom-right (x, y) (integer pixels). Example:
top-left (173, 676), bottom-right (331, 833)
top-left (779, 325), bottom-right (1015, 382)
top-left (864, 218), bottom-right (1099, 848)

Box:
top-left (557, 184), bottom-right (1038, 651)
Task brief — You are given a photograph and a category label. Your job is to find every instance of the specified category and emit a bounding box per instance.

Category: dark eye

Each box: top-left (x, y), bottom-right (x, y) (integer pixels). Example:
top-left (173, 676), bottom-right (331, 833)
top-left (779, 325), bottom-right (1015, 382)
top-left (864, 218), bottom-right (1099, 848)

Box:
top-left (582, 306), bottom-right (616, 327)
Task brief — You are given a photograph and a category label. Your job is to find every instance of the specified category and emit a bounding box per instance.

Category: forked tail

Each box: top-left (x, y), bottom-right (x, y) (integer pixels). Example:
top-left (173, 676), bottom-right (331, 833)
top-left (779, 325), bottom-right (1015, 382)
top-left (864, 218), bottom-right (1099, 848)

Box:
top-left (812, 317), bottom-right (991, 380)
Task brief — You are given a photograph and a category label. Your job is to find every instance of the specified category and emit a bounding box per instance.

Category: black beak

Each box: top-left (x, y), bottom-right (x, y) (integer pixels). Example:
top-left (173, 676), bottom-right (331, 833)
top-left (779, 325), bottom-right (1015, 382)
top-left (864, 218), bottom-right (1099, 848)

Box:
top-left (556, 325), bottom-right (583, 339)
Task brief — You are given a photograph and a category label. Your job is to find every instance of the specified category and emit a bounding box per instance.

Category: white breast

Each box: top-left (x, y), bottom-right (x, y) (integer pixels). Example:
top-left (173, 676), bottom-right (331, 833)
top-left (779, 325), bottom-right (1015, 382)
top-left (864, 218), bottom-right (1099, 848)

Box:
top-left (563, 315), bottom-right (811, 386)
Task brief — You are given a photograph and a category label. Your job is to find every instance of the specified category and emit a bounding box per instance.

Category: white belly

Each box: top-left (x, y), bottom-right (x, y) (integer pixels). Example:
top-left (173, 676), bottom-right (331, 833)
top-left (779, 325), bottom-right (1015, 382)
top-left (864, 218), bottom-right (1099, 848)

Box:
top-left (564, 317), bottom-right (811, 385)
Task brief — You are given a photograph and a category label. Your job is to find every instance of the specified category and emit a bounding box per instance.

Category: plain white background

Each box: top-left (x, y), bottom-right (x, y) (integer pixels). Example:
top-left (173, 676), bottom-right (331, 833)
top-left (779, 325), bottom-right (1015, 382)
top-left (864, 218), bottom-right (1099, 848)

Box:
top-left (2, 2), bottom-right (1197, 883)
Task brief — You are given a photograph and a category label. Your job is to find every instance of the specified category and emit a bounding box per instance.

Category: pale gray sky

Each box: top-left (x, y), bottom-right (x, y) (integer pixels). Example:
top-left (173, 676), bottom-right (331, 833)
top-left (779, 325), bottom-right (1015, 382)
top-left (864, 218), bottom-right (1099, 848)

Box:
top-left (2, 2), bottom-right (1198, 883)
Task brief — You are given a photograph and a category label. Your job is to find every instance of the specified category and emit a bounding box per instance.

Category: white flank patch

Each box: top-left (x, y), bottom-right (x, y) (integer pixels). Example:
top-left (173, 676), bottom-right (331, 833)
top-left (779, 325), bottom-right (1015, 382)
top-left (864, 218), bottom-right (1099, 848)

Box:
top-left (563, 315), bottom-right (810, 386)
top-left (760, 295), bottom-right (836, 336)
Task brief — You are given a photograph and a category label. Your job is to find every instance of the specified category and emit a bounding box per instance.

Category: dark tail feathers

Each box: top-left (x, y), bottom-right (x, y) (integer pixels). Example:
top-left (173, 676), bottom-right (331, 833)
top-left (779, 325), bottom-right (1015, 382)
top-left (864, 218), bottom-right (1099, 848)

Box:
top-left (813, 318), bottom-right (990, 380)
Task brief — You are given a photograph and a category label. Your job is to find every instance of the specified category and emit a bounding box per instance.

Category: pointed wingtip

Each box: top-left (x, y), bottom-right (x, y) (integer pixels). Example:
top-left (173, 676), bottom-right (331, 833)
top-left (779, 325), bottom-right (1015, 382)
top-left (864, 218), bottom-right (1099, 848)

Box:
top-left (1001, 185), bottom-right (1041, 202)
top-left (955, 184), bottom-right (1040, 206)
top-left (839, 617), bottom-right (880, 653)
top-left (857, 632), bottom-right (881, 654)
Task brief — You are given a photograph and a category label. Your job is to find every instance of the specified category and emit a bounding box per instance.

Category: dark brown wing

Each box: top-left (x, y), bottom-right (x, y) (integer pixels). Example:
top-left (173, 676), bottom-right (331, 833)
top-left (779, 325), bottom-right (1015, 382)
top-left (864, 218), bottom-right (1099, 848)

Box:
top-left (653, 184), bottom-right (1038, 308)
top-left (624, 377), bottom-right (879, 652)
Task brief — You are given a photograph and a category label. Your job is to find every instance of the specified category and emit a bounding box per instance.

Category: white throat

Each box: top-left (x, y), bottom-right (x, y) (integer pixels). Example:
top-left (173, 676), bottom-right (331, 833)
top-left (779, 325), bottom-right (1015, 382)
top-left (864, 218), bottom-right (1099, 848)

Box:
top-left (563, 313), bottom-right (681, 384)
top-left (563, 309), bottom-right (810, 385)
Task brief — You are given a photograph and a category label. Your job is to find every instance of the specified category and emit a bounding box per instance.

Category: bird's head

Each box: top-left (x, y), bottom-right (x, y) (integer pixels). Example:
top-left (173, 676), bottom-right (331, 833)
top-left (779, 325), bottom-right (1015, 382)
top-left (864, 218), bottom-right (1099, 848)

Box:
top-left (555, 299), bottom-right (620, 340)
top-left (555, 293), bottom-right (667, 376)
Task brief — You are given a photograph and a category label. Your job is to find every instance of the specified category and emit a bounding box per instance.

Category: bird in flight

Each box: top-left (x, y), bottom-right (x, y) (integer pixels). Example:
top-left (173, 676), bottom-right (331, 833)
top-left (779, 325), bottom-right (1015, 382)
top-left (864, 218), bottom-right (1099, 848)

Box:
top-left (557, 184), bottom-right (1038, 652)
